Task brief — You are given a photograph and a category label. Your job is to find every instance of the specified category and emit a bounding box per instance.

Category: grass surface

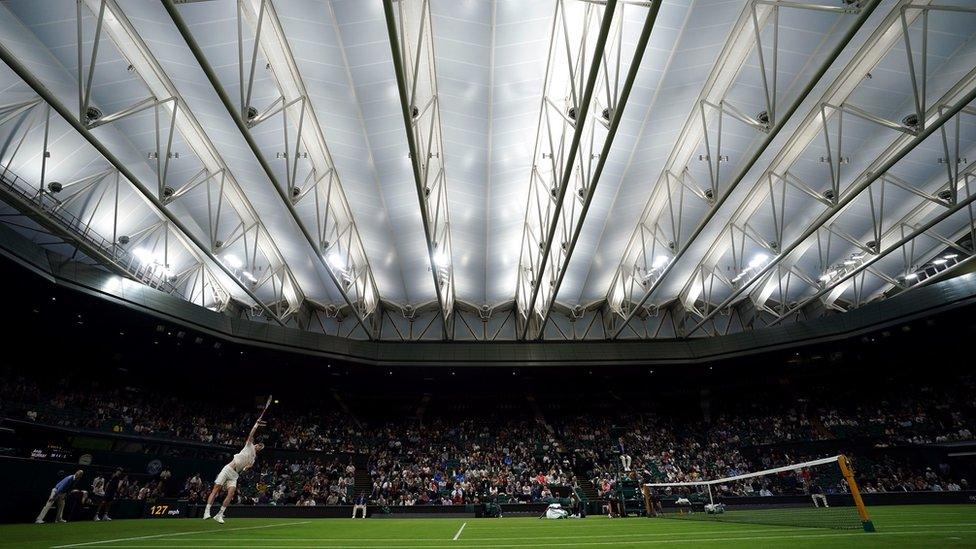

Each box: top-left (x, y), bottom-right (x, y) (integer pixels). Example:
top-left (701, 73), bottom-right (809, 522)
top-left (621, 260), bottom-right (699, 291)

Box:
top-left (1, 505), bottom-right (974, 548)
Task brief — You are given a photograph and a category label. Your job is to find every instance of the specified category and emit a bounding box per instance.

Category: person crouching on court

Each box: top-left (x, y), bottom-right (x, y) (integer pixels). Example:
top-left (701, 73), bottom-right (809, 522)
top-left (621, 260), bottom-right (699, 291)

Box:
top-left (203, 419), bottom-right (265, 523)
top-left (36, 470), bottom-right (84, 523)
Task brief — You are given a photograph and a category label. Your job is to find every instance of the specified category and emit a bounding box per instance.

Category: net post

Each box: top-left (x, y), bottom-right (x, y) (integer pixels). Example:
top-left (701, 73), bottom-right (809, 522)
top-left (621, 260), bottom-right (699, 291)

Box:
top-left (837, 454), bottom-right (875, 532)
top-left (706, 484), bottom-right (714, 506)
top-left (642, 484), bottom-right (652, 517)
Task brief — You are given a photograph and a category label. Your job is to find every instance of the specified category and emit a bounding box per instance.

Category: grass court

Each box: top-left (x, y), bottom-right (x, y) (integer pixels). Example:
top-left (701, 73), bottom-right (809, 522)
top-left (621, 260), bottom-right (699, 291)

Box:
top-left (2, 505), bottom-right (974, 548)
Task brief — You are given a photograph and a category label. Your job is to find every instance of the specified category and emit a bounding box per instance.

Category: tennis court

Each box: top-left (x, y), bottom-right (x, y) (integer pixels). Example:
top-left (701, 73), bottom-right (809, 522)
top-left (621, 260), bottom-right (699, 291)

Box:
top-left (3, 505), bottom-right (974, 548)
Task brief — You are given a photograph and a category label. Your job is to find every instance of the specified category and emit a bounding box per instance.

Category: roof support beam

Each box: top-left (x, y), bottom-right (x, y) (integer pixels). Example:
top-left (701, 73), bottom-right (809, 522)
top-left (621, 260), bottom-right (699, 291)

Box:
top-left (513, 0), bottom-right (618, 340)
top-left (747, 5), bottom-right (976, 323)
top-left (766, 119), bottom-right (976, 324)
top-left (770, 171), bottom-right (975, 325)
top-left (0, 155), bottom-right (194, 301)
top-left (535, 1), bottom-right (662, 340)
top-left (0, 37), bottom-right (283, 324)
top-left (86, 0), bottom-right (305, 321)
top-left (687, 81), bottom-right (976, 336)
top-left (674, 1), bottom-right (941, 328)
top-left (382, 0), bottom-right (456, 339)
top-left (694, 3), bottom-right (976, 333)
top-left (162, 0), bottom-right (380, 339)
top-left (606, 0), bottom-right (880, 338)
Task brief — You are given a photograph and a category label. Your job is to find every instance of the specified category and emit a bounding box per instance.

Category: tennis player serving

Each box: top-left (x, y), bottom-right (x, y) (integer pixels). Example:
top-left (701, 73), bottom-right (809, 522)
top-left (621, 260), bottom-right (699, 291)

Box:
top-left (203, 397), bottom-right (271, 523)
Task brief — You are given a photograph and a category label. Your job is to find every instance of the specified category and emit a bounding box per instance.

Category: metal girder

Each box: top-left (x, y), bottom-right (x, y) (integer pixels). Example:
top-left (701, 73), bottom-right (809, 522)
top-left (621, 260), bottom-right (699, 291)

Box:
top-left (0, 110), bottom-right (231, 313)
top-left (766, 109), bottom-right (976, 325)
top-left (687, 76), bottom-right (976, 336)
top-left (679, 2), bottom-right (976, 335)
top-left (0, 39), bottom-right (285, 324)
top-left (369, 301), bottom-right (519, 342)
top-left (0, 161), bottom-right (182, 301)
top-left (382, 0), bottom-right (457, 339)
top-left (163, 0), bottom-right (382, 339)
top-left (81, 0), bottom-right (305, 322)
top-left (512, 0), bottom-right (619, 340)
top-left (533, 1), bottom-right (663, 340)
top-left (693, 3), bottom-right (976, 332)
top-left (604, 0), bottom-right (880, 339)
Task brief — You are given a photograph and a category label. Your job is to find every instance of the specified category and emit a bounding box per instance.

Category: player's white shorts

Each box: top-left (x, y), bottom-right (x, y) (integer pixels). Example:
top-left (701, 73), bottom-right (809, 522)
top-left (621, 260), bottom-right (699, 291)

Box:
top-left (214, 465), bottom-right (239, 488)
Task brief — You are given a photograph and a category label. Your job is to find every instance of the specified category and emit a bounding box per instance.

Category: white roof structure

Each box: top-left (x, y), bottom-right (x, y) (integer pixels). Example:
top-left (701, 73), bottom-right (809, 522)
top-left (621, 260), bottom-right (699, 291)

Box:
top-left (0, 0), bottom-right (974, 342)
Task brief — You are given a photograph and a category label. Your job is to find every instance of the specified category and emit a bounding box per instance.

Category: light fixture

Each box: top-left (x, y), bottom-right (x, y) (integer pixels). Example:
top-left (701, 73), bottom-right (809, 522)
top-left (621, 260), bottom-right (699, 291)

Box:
top-left (843, 259), bottom-right (856, 266)
top-left (433, 251), bottom-right (450, 268)
top-left (748, 253), bottom-right (769, 269)
top-left (133, 247), bottom-right (154, 263)
top-left (933, 259), bottom-right (947, 265)
top-left (224, 254), bottom-right (243, 269)
top-left (242, 271), bottom-right (257, 282)
top-left (944, 254), bottom-right (958, 259)
top-left (327, 252), bottom-right (345, 270)
top-left (652, 255), bottom-right (669, 269)
top-left (905, 273), bottom-right (918, 280)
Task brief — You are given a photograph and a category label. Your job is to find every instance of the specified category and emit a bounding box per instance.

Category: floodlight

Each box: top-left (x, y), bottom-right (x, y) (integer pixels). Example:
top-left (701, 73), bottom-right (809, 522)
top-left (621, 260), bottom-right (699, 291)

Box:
top-left (433, 251), bottom-right (450, 268)
top-left (748, 253), bottom-right (769, 269)
top-left (133, 247), bottom-right (154, 263)
top-left (327, 252), bottom-right (345, 270)
top-left (224, 254), bottom-right (244, 269)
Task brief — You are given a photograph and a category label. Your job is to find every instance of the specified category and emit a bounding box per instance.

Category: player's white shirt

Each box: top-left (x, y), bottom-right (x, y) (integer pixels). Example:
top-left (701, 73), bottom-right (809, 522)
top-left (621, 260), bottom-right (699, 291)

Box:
top-left (92, 477), bottom-right (105, 497)
top-left (231, 440), bottom-right (256, 471)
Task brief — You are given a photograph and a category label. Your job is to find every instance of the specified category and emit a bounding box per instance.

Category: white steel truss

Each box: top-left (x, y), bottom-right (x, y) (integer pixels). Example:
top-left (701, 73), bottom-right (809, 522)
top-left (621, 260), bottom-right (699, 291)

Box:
top-left (771, 156), bottom-right (976, 326)
top-left (0, 85), bottom-right (251, 319)
top-left (532, 1), bottom-right (662, 341)
top-left (383, 0), bottom-right (457, 338)
top-left (79, 0), bottom-right (304, 322)
top-left (682, 3), bottom-right (976, 337)
top-left (4, 0), bottom-right (974, 344)
top-left (761, 6), bottom-right (976, 324)
top-left (603, 0), bottom-right (880, 339)
top-left (164, 0), bottom-right (382, 338)
top-left (513, 0), bottom-right (665, 340)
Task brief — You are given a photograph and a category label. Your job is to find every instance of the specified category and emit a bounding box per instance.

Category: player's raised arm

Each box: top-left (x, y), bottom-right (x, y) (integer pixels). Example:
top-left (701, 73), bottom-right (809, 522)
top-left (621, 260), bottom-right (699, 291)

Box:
top-left (246, 418), bottom-right (266, 444)
top-left (246, 395), bottom-right (272, 443)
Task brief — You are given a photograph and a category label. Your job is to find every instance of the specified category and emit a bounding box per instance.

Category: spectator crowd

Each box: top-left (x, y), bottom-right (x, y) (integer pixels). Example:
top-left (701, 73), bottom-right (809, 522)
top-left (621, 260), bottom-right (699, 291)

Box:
top-left (2, 372), bottom-right (973, 507)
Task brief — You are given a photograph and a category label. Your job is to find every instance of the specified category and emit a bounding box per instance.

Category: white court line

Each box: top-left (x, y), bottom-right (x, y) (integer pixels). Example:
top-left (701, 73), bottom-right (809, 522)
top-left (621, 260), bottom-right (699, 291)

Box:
top-left (69, 522), bottom-right (976, 546)
top-left (50, 521), bottom-right (312, 548)
top-left (81, 526), bottom-right (869, 543)
top-left (103, 523), bottom-right (976, 543)
top-left (92, 528), bottom-right (976, 548)
top-left (452, 522), bottom-right (466, 541)
top-left (464, 521), bottom-right (976, 531)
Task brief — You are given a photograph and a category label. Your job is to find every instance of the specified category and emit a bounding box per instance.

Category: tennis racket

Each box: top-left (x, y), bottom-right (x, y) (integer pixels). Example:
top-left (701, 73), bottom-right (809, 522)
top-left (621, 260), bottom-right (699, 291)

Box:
top-left (257, 395), bottom-right (273, 422)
